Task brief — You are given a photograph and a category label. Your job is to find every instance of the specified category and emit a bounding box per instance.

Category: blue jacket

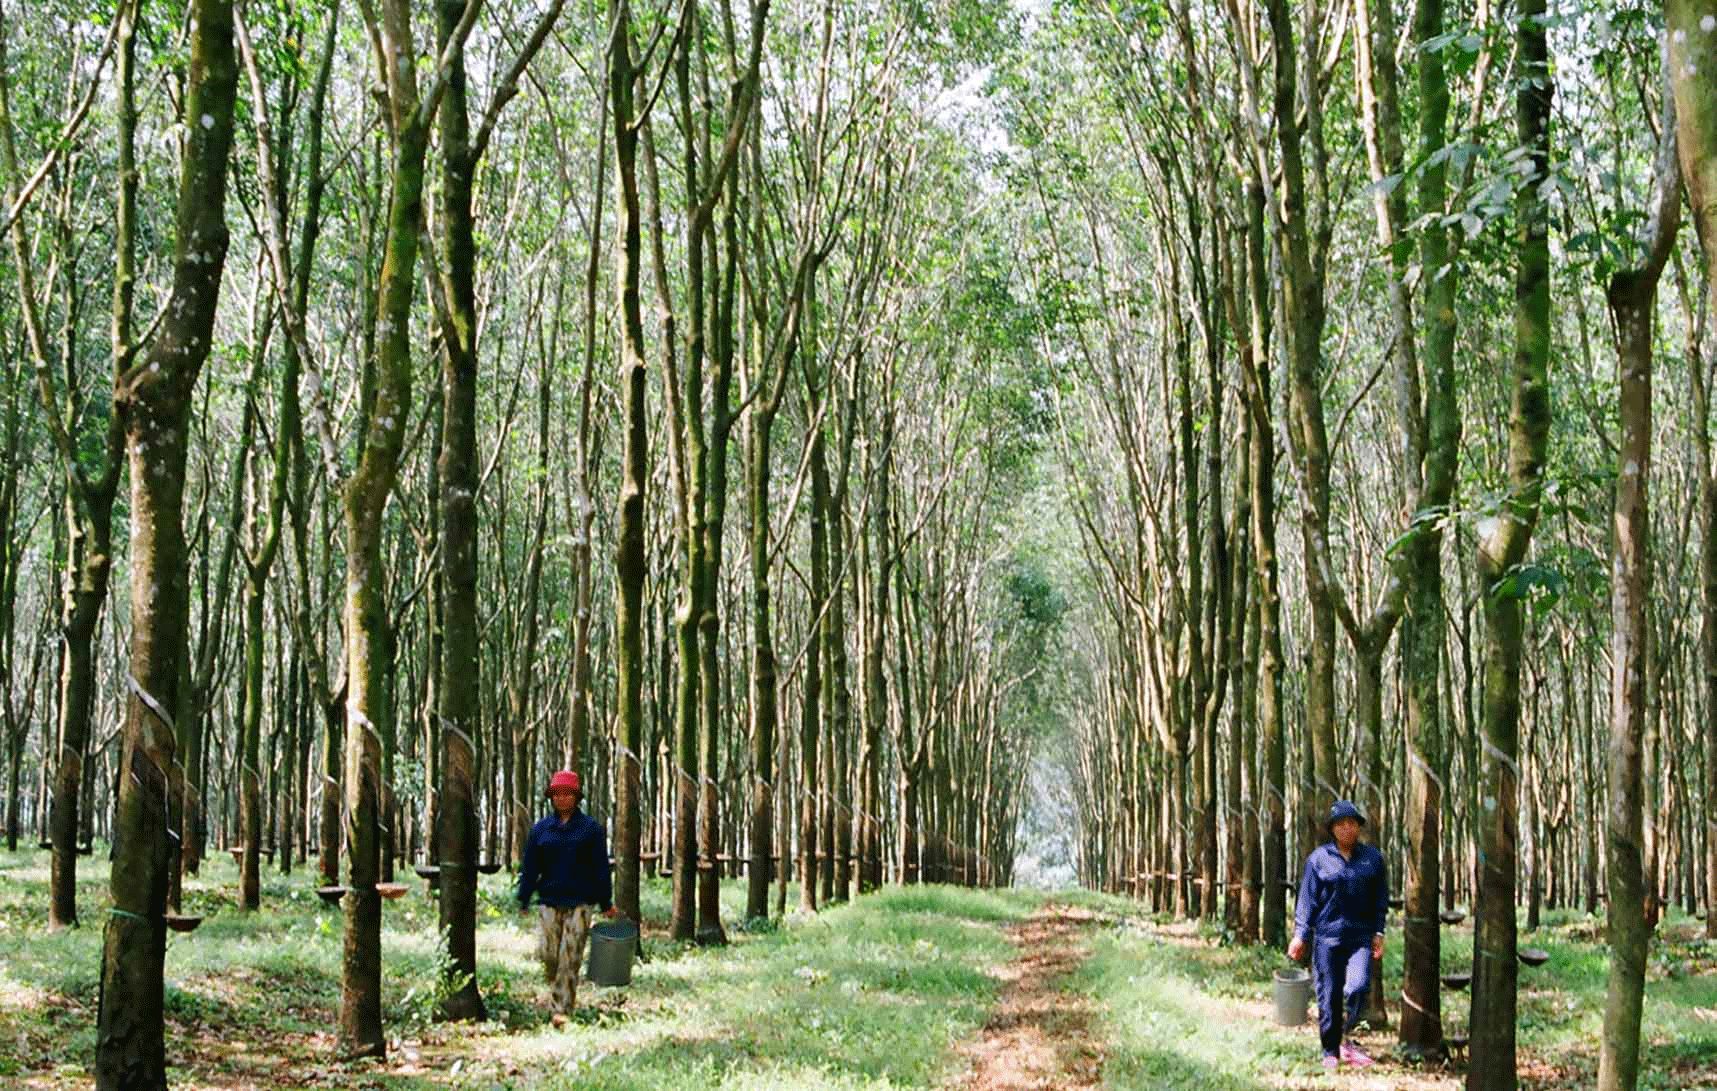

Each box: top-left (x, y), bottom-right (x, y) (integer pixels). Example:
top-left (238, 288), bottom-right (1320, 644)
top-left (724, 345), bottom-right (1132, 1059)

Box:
top-left (1293, 841), bottom-right (1388, 944)
top-left (517, 810), bottom-right (612, 912)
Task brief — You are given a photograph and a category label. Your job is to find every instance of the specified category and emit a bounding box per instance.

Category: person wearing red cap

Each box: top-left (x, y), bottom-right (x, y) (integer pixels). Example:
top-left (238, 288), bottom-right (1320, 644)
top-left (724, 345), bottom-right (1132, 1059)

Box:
top-left (518, 770), bottom-right (616, 1020)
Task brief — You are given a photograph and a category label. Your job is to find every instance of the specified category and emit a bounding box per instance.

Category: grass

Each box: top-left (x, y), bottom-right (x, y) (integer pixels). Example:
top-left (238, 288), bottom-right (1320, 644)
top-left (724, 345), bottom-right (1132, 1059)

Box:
top-left (7, 845), bottom-right (1717, 1090)
top-left (1062, 893), bottom-right (1717, 1090)
top-left (0, 844), bottom-right (1034, 1089)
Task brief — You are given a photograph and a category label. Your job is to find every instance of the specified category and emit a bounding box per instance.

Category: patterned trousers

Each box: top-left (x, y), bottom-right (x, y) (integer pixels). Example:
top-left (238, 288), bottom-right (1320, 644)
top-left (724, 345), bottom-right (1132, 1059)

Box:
top-left (537, 904), bottom-right (594, 1013)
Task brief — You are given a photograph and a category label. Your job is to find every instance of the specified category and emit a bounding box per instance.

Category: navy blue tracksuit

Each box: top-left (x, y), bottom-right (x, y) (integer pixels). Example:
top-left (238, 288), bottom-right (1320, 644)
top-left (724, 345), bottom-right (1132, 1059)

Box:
top-left (1294, 841), bottom-right (1388, 1056)
top-left (517, 810), bottom-right (613, 912)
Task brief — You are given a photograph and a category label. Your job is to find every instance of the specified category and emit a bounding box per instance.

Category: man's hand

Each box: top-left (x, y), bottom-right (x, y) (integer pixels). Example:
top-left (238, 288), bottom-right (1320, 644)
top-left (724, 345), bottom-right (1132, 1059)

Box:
top-left (603, 905), bottom-right (620, 919)
top-left (1287, 935), bottom-right (1307, 962)
top-left (1372, 934), bottom-right (1385, 960)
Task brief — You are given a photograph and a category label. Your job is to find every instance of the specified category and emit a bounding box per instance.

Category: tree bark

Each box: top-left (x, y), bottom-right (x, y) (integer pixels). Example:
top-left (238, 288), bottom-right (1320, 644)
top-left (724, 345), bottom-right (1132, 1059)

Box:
top-left (339, 0), bottom-right (477, 1057)
top-left (1263, 0), bottom-right (1338, 843)
top-left (741, 169), bottom-right (813, 918)
top-left (0, 0), bottom-right (130, 933)
top-left (433, 0), bottom-right (486, 1022)
top-left (1354, 0), bottom-right (1465, 1050)
top-left (1240, 175), bottom-right (1286, 948)
top-left (1597, 36), bottom-right (1686, 1091)
top-left (610, 0), bottom-right (648, 923)
top-left (801, 400), bottom-right (828, 911)
top-left (95, 0), bottom-right (237, 1083)
top-left (1467, 4), bottom-right (1552, 1084)
top-left (1664, 0), bottom-right (1717, 944)
top-left (744, 360), bottom-right (781, 919)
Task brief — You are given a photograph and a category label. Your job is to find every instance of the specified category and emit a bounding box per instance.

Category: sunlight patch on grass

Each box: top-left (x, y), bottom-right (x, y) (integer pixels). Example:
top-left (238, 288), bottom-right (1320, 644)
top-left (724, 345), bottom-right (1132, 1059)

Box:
top-left (0, 971), bottom-right (50, 1011)
top-left (428, 884), bottom-right (1023, 1089)
top-left (1075, 927), bottom-right (1317, 1090)
top-left (1075, 906), bottom-right (1717, 1090)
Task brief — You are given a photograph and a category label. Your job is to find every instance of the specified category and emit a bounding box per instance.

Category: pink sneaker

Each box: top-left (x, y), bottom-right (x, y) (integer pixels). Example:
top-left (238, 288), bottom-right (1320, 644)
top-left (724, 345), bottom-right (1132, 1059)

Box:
top-left (1322, 1055), bottom-right (1340, 1070)
top-left (1340, 1042), bottom-right (1375, 1068)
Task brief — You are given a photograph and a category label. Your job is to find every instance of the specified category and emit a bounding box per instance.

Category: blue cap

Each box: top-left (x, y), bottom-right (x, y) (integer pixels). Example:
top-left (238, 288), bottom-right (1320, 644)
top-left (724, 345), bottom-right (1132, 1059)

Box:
top-left (1326, 799), bottom-right (1366, 834)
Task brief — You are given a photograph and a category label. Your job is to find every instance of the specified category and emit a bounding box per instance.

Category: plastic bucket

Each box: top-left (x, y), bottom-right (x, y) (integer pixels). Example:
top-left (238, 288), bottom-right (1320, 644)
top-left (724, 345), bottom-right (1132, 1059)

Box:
top-left (586, 917), bottom-right (639, 987)
top-left (1273, 967), bottom-right (1311, 1026)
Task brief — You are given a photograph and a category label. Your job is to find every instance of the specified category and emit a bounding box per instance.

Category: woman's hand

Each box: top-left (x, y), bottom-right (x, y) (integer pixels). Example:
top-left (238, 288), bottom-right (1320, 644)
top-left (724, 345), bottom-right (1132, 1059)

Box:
top-left (1372, 934), bottom-right (1384, 960)
top-left (1287, 935), bottom-right (1307, 962)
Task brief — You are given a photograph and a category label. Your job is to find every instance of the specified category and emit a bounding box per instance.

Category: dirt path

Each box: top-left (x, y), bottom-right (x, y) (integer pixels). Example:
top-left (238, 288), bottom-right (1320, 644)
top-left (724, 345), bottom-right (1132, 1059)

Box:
top-left (949, 903), bottom-right (1106, 1090)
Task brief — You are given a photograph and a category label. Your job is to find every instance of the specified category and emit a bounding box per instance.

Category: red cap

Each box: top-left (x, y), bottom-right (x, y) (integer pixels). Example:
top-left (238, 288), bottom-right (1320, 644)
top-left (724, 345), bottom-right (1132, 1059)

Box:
top-left (547, 770), bottom-right (581, 796)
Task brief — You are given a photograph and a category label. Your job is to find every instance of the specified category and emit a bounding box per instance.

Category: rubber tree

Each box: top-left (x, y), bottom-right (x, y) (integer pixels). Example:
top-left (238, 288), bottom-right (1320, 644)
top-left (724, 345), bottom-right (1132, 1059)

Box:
top-left (431, 0), bottom-right (566, 1022)
top-left (739, 249), bottom-right (805, 917)
top-left (238, 0), bottom-right (346, 898)
top-left (1262, 0), bottom-right (1341, 847)
top-left (338, 0), bottom-right (480, 1058)
top-left (658, 0), bottom-right (766, 942)
top-left (93, 0), bottom-right (238, 1082)
top-left (1240, 173), bottom-right (1285, 948)
top-left (233, 1), bottom-right (339, 911)
top-left (1220, 0), bottom-right (1286, 949)
top-left (0, 405), bottom-right (47, 853)
top-left (1598, 49), bottom-right (1681, 1091)
top-left (737, 77), bottom-right (823, 917)
top-left (0, 0), bottom-right (129, 933)
top-left (1467, 1), bottom-right (1553, 1084)
top-left (1352, 0), bottom-right (1472, 1050)
top-left (176, 389), bottom-right (246, 906)
top-left (800, 297), bottom-right (830, 910)
top-left (610, 0), bottom-right (651, 925)
top-left (1665, 0), bottom-right (1717, 947)
top-left (567, 64), bottom-right (608, 786)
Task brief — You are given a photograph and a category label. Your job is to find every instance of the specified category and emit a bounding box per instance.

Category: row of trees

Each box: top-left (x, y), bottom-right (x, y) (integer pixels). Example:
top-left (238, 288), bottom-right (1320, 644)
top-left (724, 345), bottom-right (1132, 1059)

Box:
top-left (0, 0), bottom-right (1063, 1084)
top-left (1023, 0), bottom-right (1715, 1088)
top-left (9, 0), bottom-right (1716, 1087)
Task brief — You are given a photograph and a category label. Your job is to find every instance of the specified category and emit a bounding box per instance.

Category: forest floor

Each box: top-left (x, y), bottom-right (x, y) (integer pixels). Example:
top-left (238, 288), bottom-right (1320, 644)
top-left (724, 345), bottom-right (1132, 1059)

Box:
top-left (3, 845), bottom-right (1716, 1089)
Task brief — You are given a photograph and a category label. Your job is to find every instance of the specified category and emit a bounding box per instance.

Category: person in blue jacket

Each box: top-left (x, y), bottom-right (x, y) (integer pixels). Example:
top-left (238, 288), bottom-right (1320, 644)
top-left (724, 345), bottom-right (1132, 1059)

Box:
top-left (518, 770), bottom-right (617, 1020)
top-left (1287, 799), bottom-right (1388, 1069)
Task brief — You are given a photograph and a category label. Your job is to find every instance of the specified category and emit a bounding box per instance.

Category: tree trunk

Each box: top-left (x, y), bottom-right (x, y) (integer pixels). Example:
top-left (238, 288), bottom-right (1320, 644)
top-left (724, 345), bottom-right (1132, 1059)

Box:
top-left (827, 474), bottom-right (853, 905)
top-left (318, 695), bottom-right (342, 886)
top-left (1397, 0), bottom-right (1461, 1052)
top-left (1467, 5), bottom-right (1552, 1084)
top-left (432, 0), bottom-right (486, 1021)
top-left (895, 557), bottom-right (924, 886)
top-left (96, 0), bottom-right (237, 1083)
top-left (801, 338), bottom-right (828, 912)
top-left (240, 575), bottom-right (265, 909)
top-left (1263, 0), bottom-right (1338, 846)
top-left (339, 0), bottom-right (473, 1047)
top-left (861, 425), bottom-right (893, 895)
top-left (1241, 174), bottom-right (1286, 949)
top-left (745, 391), bottom-right (780, 919)
top-left (610, 0), bottom-right (647, 923)
top-left (0, 357), bottom-right (19, 854)
top-left (742, 203), bottom-right (812, 917)
top-left (570, 66), bottom-right (608, 786)
top-left (1598, 45), bottom-right (1683, 1091)
top-left (695, 85), bottom-right (752, 948)
top-left (49, 549), bottom-right (109, 929)
top-left (1665, 0), bottom-right (1717, 944)
top-left (0, 0), bottom-right (130, 937)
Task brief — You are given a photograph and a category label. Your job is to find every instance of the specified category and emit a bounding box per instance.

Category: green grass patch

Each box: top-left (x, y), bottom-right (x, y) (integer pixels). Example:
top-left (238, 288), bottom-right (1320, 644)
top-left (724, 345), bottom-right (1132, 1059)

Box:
top-left (0, 844), bottom-right (1037, 1089)
top-left (1070, 902), bottom-right (1717, 1090)
top-left (1071, 919), bottom-right (1318, 1089)
top-left (23, 845), bottom-right (1712, 1090)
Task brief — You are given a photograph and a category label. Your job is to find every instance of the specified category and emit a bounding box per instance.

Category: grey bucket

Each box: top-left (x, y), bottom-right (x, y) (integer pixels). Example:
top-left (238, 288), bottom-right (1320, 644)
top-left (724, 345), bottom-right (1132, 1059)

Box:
top-left (586, 917), bottom-right (639, 987)
top-left (1273, 967), bottom-right (1311, 1026)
